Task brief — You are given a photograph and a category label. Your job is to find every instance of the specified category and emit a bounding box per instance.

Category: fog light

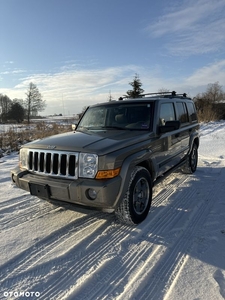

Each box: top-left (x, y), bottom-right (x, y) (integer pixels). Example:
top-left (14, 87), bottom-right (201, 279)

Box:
top-left (86, 188), bottom-right (97, 200)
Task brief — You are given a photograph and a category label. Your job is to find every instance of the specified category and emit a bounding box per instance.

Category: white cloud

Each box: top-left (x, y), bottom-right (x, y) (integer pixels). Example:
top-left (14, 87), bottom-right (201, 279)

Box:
top-left (0, 70), bottom-right (26, 75)
top-left (145, 0), bottom-right (225, 55)
top-left (1, 60), bottom-right (225, 115)
top-left (1, 65), bottom-right (142, 115)
top-left (4, 61), bottom-right (14, 64)
top-left (185, 60), bottom-right (225, 86)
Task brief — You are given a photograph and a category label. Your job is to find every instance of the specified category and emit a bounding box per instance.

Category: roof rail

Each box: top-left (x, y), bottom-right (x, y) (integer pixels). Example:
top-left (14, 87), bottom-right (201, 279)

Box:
top-left (118, 91), bottom-right (174, 100)
top-left (118, 91), bottom-right (189, 100)
top-left (139, 91), bottom-right (173, 97)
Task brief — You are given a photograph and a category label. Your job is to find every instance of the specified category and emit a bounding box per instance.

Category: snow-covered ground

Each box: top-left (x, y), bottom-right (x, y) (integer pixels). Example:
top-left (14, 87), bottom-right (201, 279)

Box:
top-left (0, 121), bottom-right (225, 300)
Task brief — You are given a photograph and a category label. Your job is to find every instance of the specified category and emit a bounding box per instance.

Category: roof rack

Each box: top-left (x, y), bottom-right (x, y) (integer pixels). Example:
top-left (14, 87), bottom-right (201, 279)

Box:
top-left (119, 91), bottom-right (189, 100)
top-left (140, 91), bottom-right (173, 97)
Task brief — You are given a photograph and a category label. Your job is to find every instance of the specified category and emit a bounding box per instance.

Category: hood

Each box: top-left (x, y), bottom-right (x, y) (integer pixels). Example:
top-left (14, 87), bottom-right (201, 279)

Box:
top-left (24, 129), bottom-right (152, 155)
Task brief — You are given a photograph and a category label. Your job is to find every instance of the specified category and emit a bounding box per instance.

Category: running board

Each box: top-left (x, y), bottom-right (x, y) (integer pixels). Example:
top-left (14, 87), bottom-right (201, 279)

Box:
top-left (154, 159), bottom-right (187, 186)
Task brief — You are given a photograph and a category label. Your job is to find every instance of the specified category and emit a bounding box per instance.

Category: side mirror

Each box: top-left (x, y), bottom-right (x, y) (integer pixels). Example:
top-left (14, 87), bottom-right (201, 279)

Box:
top-left (72, 124), bottom-right (77, 131)
top-left (159, 120), bottom-right (180, 134)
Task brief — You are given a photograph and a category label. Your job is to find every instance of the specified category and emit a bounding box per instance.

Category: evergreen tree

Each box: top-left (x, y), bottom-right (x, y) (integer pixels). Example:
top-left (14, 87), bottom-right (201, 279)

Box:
top-left (8, 101), bottom-right (25, 123)
top-left (126, 74), bottom-right (144, 98)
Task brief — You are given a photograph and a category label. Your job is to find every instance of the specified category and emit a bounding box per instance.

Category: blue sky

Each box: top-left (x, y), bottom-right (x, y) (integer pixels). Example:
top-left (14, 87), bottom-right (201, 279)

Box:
top-left (0, 0), bottom-right (225, 115)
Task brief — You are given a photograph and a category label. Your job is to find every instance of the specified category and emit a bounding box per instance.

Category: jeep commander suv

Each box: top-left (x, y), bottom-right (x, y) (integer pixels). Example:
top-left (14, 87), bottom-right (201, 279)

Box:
top-left (11, 91), bottom-right (199, 225)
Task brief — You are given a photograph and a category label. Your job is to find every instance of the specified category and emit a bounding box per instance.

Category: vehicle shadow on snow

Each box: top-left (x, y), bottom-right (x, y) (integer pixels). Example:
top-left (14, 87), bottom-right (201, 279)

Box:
top-left (46, 165), bottom-right (225, 274)
top-left (143, 165), bottom-right (225, 270)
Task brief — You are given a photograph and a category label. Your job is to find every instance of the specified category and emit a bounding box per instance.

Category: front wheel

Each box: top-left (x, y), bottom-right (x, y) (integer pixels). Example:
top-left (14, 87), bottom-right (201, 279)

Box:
top-left (115, 166), bottom-right (152, 225)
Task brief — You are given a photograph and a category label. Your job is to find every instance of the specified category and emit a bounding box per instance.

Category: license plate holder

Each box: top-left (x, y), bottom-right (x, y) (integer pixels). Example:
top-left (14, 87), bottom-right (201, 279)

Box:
top-left (29, 183), bottom-right (50, 199)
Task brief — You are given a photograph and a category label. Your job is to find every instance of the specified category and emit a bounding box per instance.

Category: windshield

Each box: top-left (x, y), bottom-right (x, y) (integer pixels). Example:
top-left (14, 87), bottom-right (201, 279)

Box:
top-left (77, 102), bottom-right (153, 131)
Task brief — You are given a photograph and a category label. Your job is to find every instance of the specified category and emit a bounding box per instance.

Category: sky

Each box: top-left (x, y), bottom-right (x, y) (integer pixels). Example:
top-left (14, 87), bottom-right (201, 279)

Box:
top-left (0, 0), bottom-right (225, 116)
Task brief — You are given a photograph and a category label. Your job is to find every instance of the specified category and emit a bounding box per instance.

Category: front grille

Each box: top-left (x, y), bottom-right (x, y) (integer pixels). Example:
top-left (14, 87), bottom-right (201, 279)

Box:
top-left (28, 150), bottom-right (78, 179)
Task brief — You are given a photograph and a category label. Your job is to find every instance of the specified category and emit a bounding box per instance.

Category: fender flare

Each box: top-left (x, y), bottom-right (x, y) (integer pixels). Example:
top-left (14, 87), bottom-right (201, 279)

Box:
top-left (114, 149), bottom-right (153, 208)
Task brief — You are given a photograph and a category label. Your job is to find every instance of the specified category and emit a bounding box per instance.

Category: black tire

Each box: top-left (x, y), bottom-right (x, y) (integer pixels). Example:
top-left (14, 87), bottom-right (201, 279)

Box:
top-left (182, 143), bottom-right (198, 174)
top-left (115, 166), bottom-right (152, 225)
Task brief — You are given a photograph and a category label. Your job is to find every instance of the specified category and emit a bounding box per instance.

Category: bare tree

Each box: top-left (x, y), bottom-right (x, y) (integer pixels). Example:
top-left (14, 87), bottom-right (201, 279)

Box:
top-left (0, 94), bottom-right (12, 122)
top-left (25, 82), bottom-right (46, 124)
top-left (204, 82), bottom-right (224, 103)
top-left (158, 88), bottom-right (170, 95)
top-left (195, 82), bottom-right (225, 121)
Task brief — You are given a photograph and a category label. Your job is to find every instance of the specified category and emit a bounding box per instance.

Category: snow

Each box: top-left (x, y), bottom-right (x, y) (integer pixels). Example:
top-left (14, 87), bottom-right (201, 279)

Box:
top-left (0, 121), bottom-right (225, 300)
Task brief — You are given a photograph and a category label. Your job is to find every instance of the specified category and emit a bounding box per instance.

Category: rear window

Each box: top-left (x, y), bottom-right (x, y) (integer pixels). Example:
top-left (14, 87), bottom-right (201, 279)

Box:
top-left (186, 102), bottom-right (197, 122)
top-left (176, 102), bottom-right (189, 124)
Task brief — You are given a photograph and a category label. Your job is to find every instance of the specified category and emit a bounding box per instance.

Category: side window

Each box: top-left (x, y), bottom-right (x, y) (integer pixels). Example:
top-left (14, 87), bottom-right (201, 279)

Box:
top-left (159, 103), bottom-right (175, 126)
top-left (176, 102), bottom-right (188, 124)
top-left (186, 102), bottom-right (197, 122)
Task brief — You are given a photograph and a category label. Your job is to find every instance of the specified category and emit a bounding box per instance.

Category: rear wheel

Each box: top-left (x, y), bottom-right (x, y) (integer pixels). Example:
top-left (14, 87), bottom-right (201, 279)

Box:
top-left (182, 143), bottom-right (198, 174)
top-left (115, 166), bottom-right (152, 225)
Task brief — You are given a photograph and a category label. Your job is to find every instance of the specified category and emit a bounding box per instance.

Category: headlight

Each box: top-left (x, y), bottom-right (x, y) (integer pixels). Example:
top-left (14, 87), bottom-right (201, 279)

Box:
top-left (19, 148), bottom-right (29, 169)
top-left (79, 153), bottom-right (98, 178)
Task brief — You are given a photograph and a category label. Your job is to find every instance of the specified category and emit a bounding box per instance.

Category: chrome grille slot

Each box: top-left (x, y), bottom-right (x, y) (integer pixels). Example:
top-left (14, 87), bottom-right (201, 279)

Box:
top-left (28, 150), bottom-right (78, 179)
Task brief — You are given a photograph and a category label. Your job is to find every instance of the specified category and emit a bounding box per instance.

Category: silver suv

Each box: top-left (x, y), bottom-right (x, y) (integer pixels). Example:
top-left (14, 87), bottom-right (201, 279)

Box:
top-left (11, 92), bottom-right (199, 225)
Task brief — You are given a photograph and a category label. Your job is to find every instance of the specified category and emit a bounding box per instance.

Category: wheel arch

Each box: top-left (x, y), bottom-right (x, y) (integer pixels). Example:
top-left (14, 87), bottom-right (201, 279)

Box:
top-left (137, 159), bottom-right (155, 185)
top-left (114, 150), bottom-right (155, 209)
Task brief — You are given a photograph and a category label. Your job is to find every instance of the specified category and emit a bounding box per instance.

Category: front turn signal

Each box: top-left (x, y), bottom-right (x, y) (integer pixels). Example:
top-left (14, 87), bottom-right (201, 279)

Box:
top-left (95, 168), bottom-right (121, 179)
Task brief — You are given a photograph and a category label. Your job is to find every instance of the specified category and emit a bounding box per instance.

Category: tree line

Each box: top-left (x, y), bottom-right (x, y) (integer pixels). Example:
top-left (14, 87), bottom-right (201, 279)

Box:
top-left (0, 82), bottom-right (46, 124)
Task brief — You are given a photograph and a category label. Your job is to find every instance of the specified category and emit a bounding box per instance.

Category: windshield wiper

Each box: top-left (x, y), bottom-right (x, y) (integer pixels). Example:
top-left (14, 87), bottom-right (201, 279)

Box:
top-left (100, 126), bottom-right (125, 130)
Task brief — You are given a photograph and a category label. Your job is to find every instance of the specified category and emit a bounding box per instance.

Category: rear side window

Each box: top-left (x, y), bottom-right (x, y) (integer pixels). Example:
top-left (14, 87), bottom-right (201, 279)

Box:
top-left (159, 103), bottom-right (175, 125)
top-left (186, 102), bottom-right (197, 122)
top-left (176, 102), bottom-right (188, 124)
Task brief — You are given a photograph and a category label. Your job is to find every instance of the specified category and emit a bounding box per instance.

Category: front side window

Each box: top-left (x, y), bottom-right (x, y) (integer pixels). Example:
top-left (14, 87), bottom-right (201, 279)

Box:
top-left (159, 103), bottom-right (175, 126)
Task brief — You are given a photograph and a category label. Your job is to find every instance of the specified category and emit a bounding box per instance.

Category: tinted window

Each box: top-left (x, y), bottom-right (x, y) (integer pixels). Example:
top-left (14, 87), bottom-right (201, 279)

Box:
top-left (159, 103), bottom-right (175, 125)
top-left (186, 102), bottom-right (197, 122)
top-left (176, 102), bottom-right (188, 124)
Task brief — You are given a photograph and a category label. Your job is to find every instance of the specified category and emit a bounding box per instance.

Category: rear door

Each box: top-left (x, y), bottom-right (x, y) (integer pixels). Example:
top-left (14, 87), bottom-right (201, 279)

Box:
top-left (175, 101), bottom-right (191, 157)
top-left (155, 102), bottom-right (181, 174)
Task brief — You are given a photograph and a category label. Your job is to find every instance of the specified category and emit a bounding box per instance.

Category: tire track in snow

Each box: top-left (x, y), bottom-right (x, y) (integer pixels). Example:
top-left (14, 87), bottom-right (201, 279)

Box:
top-left (29, 175), bottom-right (187, 299)
top-left (87, 174), bottom-right (217, 300)
top-left (0, 194), bottom-right (33, 210)
top-left (34, 221), bottom-right (133, 300)
top-left (0, 211), bottom-right (108, 285)
top-left (0, 204), bottom-right (60, 231)
top-left (0, 172), bottom-right (189, 300)
top-left (64, 186), bottom-right (198, 300)
top-left (48, 172), bottom-right (219, 300)
top-left (0, 215), bottom-right (130, 299)
top-left (0, 173), bottom-right (188, 298)
top-left (131, 177), bottom-right (223, 300)
top-left (33, 174), bottom-right (195, 299)
top-left (152, 172), bottom-right (188, 208)
top-left (0, 167), bottom-right (221, 300)
top-left (0, 197), bottom-right (59, 231)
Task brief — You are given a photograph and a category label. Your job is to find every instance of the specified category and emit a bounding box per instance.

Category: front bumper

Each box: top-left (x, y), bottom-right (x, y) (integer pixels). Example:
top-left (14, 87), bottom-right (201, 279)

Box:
top-left (11, 167), bottom-right (122, 211)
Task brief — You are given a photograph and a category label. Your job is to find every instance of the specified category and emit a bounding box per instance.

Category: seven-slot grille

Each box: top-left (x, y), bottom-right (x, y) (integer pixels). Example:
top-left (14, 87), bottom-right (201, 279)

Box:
top-left (28, 150), bottom-right (78, 179)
